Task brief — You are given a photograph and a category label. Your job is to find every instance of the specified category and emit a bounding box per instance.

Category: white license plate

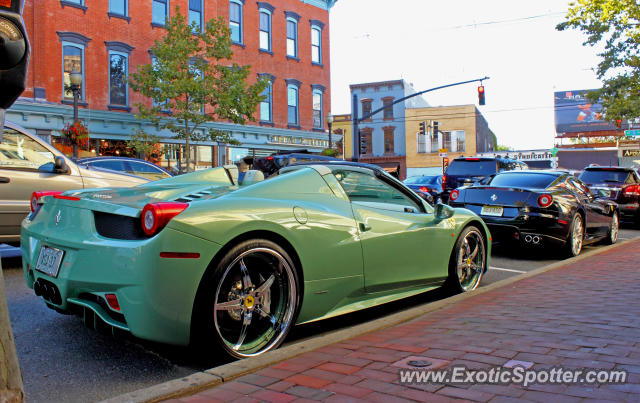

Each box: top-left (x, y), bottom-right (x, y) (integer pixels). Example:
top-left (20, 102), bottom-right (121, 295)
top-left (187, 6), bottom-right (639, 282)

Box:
top-left (481, 205), bottom-right (504, 217)
top-left (35, 246), bottom-right (64, 278)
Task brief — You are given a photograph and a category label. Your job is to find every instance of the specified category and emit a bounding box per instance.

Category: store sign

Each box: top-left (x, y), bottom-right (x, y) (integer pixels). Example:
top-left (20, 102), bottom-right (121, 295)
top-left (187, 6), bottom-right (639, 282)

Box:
top-left (623, 149), bottom-right (640, 157)
top-left (478, 150), bottom-right (553, 161)
top-left (269, 135), bottom-right (328, 148)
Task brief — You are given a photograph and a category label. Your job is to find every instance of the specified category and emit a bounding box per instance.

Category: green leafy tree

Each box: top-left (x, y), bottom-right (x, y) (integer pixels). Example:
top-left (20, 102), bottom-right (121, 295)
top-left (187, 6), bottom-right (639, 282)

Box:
top-left (128, 129), bottom-right (161, 160)
top-left (130, 7), bottom-right (266, 172)
top-left (557, 0), bottom-right (640, 122)
top-left (495, 144), bottom-right (511, 151)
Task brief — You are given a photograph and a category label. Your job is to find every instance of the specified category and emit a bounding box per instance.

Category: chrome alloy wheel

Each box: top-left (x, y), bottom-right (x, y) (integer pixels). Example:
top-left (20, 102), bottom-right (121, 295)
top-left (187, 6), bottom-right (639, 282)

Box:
top-left (213, 247), bottom-right (297, 358)
top-left (571, 215), bottom-right (584, 256)
top-left (456, 229), bottom-right (486, 291)
top-left (610, 212), bottom-right (619, 244)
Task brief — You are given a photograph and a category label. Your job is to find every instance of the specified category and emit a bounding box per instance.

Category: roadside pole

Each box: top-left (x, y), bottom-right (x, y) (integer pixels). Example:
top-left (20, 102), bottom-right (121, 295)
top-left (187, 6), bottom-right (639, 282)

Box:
top-left (0, 254), bottom-right (24, 403)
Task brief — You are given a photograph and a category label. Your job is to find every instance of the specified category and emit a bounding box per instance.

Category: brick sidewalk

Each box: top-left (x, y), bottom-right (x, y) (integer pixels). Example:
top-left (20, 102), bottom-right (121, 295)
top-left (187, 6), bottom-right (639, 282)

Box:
top-left (169, 240), bottom-right (640, 402)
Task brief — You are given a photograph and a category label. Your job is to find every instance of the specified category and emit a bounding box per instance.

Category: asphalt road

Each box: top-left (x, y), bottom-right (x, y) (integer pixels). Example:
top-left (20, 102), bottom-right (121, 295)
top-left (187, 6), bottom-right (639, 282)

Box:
top-left (3, 225), bottom-right (640, 402)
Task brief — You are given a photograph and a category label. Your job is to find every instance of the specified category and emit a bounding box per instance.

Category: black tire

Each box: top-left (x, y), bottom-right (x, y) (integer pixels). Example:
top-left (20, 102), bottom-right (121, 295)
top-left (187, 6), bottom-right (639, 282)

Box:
top-left (565, 213), bottom-right (584, 257)
top-left (192, 239), bottom-right (300, 359)
top-left (603, 211), bottom-right (619, 245)
top-left (445, 225), bottom-right (486, 293)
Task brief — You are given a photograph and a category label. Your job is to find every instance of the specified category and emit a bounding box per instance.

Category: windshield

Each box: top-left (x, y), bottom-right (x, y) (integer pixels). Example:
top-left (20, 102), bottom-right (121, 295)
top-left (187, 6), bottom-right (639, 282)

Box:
top-left (489, 173), bottom-right (558, 188)
top-left (446, 160), bottom-right (496, 176)
top-left (579, 169), bottom-right (630, 184)
top-left (404, 176), bottom-right (439, 185)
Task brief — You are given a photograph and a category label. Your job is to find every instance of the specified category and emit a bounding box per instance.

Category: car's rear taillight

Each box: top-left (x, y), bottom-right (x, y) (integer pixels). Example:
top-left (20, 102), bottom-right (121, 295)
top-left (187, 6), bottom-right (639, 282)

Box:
top-left (537, 194), bottom-right (553, 208)
top-left (623, 185), bottom-right (640, 196)
top-left (419, 186), bottom-right (429, 193)
top-left (442, 175), bottom-right (447, 191)
top-left (30, 191), bottom-right (63, 212)
top-left (141, 202), bottom-right (189, 236)
top-left (450, 189), bottom-right (459, 201)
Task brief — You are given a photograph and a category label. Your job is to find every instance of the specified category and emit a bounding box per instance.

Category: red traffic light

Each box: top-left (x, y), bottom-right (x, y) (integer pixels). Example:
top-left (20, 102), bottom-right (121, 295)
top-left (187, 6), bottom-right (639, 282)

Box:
top-left (616, 119), bottom-right (622, 128)
top-left (478, 85), bottom-right (485, 105)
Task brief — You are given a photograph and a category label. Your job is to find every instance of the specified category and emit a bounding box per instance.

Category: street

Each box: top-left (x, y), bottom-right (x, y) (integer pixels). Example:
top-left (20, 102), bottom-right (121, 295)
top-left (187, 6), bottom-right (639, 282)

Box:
top-left (2, 225), bottom-right (639, 402)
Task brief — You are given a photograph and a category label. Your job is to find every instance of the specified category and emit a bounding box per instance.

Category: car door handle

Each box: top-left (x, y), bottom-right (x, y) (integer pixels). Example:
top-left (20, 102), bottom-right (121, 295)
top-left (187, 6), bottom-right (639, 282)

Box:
top-left (359, 222), bottom-right (372, 232)
top-left (0, 177), bottom-right (9, 183)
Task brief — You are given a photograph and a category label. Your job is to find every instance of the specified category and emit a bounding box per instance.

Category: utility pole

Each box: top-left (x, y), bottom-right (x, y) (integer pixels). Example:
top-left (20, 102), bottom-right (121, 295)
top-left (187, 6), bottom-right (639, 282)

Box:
top-left (350, 76), bottom-right (489, 162)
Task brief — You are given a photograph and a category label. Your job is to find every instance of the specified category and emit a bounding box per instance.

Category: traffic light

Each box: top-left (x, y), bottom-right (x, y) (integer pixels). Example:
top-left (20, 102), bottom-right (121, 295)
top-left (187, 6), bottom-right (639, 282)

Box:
top-left (443, 157), bottom-right (449, 170)
top-left (478, 85), bottom-right (485, 105)
top-left (433, 121), bottom-right (439, 136)
top-left (616, 119), bottom-right (622, 128)
top-left (358, 130), bottom-right (367, 155)
top-left (0, 0), bottom-right (29, 111)
top-left (419, 121), bottom-right (426, 135)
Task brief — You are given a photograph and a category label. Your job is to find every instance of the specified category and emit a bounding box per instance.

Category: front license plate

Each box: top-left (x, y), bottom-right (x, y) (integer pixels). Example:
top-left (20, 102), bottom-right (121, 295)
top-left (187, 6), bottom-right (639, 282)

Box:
top-left (35, 246), bottom-right (64, 278)
top-left (481, 205), bottom-right (504, 217)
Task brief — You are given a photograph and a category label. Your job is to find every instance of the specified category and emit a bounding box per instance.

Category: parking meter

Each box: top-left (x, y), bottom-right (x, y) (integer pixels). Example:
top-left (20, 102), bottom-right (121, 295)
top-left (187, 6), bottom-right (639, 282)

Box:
top-left (0, 0), bottom-right (29, 140)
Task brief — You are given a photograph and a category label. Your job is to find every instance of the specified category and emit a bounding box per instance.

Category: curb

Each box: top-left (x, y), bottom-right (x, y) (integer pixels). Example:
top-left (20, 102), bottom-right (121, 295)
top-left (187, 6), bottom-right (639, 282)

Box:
top-left (101, 238), bottom-right (637, 403)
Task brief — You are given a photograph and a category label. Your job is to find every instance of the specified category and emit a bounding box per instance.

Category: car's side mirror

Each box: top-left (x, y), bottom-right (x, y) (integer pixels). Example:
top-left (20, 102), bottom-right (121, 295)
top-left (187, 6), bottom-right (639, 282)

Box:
top-left (54, 156), bottom-right (70, 174)
top-left (435, 202), bottom-right (455, 220)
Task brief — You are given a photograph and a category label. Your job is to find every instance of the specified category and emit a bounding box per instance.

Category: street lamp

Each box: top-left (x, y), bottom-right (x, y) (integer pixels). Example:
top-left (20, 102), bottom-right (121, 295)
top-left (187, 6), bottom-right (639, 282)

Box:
top-left (326, 114), bottom-right (334, 149)
top-left (69, 67), bottom-right (82, 159)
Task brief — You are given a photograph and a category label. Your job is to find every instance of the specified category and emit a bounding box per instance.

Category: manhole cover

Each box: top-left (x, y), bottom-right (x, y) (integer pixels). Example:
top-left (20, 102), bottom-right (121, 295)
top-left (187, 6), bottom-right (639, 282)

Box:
top-left (407, 360), bottom-right (433, 367)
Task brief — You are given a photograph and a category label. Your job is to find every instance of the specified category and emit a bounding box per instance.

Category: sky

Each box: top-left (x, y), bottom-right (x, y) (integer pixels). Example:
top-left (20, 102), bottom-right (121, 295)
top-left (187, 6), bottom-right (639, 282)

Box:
top-left (328, 0), bottom-right (603, 150)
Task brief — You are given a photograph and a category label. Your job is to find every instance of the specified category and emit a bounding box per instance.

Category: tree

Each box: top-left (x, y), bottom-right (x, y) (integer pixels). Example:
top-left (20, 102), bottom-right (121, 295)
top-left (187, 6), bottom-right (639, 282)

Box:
top-left (557, 1), bottom-right (640, 122)
top-left (128, 129), bottom-right (162, 161)
top-left (130, 7), bottom-right (266, 172)
top-left (495, 144), bottom-right (511, 151)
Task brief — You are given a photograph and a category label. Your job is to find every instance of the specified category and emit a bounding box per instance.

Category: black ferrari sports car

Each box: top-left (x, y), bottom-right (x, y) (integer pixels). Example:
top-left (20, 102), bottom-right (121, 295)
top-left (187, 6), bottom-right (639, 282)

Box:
top-left (449, 170), bottom-right (619, 256)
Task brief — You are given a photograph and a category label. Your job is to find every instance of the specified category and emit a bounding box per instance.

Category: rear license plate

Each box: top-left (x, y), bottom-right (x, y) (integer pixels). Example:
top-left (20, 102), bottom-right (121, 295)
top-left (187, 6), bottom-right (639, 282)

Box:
top-left (481, 205), bottom-right (503, 217)
top-left (35, 246), bottom-right (64, 278)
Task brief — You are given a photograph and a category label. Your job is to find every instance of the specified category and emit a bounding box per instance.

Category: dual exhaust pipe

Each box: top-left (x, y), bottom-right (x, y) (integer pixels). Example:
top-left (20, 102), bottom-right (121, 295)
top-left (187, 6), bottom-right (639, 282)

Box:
top-left (523, 234), bottom-right (541, 244)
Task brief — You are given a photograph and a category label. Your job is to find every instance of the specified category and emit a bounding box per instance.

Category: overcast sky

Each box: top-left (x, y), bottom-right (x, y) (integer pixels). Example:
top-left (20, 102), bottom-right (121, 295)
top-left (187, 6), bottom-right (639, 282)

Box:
top-left (328, 0), bottom-right (603, 150)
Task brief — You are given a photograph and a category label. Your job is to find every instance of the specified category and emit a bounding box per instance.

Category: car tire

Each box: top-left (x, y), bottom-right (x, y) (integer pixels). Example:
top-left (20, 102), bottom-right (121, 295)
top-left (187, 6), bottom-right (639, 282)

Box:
top-left (565, 213), bottom-right (584, 257)
top-left (192, 239), bottom-right (300, 359)
top-left (445, 225), bottom-right (486, 293)
top-left (603, 211), bottom-right (619, 245)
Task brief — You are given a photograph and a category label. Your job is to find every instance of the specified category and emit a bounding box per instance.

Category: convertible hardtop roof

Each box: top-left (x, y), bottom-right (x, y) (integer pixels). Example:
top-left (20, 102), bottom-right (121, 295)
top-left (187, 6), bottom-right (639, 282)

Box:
top-left (287, 160), bottom-right (388, 174)
top-left (583, 165), bottom-right (635, 172)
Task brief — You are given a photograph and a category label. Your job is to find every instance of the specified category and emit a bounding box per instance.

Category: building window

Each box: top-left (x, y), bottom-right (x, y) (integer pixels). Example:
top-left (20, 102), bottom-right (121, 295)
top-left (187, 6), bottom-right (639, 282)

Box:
top-left (64, 0), bottom-right (84, 5)
top-left (382, 97), bottom-right (394, 120)
top-left (260, 80), bottom-right (272, 122)
top-left (109, 0), bottom-right (127, 16)
top-left (383, 127), bottom-right (394, 154)
top-left (286, 19), bottom-right (297, 58)
top-left (361, 128), bottom-right (372, 155)
top-left (62, 44), bottom-right (84, 100)
top-left (287, 85), bottom-right (298, 126)
top-left (229, 0), bottom-right (243, 43)
top-left (259, 10), bottom-right (271, 51)
top-left (452, 130), bottom-right (466, 152)
top-left (109, 52), bottom-right (128, 106)
top-left (312, 90), bottom-right (322, 129)
top-left (311, 25), bottom-right (321, 64)
top-left (189, 0), bottom-right (203, 32)
top-left (152, 0), bottom-right (168, 25)
top-left (361, 99), bottom-right (372, 120)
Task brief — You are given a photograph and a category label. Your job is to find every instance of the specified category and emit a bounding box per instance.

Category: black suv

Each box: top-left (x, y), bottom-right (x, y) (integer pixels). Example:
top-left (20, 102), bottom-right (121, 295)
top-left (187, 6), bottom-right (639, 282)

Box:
top-left (442, 157), bottom-right (528, 203)
top-left (579, 165), bottom-right (640, 225)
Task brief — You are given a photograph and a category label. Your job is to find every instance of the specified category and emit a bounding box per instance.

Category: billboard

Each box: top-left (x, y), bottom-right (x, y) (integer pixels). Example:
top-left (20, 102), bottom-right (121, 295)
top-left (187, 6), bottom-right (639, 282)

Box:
top-left (554, 90), bottom-right (618, 133)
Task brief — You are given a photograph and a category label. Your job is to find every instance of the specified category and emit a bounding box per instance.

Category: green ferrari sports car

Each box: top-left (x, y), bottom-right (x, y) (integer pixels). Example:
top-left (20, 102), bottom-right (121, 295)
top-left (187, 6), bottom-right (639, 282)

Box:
top-left (21, 162), bottom-right (491, 358)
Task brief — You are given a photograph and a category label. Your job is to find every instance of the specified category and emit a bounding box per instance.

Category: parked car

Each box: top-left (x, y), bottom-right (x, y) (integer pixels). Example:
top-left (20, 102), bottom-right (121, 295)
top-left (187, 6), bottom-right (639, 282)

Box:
top-left (0, 121), bottom-right (148, 244)
top-left (77, 156), bottom-right (172, 182)
top-left (449, 170), bottom-right (619, 257)
top-left (579, 166), bottom-right (640, 226)
top-left (249, 152), bottom-right (340, 177)
top-left (403, 175), bottom-right (441, 203)
top-left (442, 157), bottom-right (528, 203)
top-left (21, 162), bottom-right (490, 358)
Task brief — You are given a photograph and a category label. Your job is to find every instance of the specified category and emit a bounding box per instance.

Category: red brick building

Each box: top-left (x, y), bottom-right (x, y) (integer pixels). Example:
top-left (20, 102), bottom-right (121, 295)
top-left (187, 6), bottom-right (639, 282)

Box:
top-left (9, 0), bottom-right (338, 167)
